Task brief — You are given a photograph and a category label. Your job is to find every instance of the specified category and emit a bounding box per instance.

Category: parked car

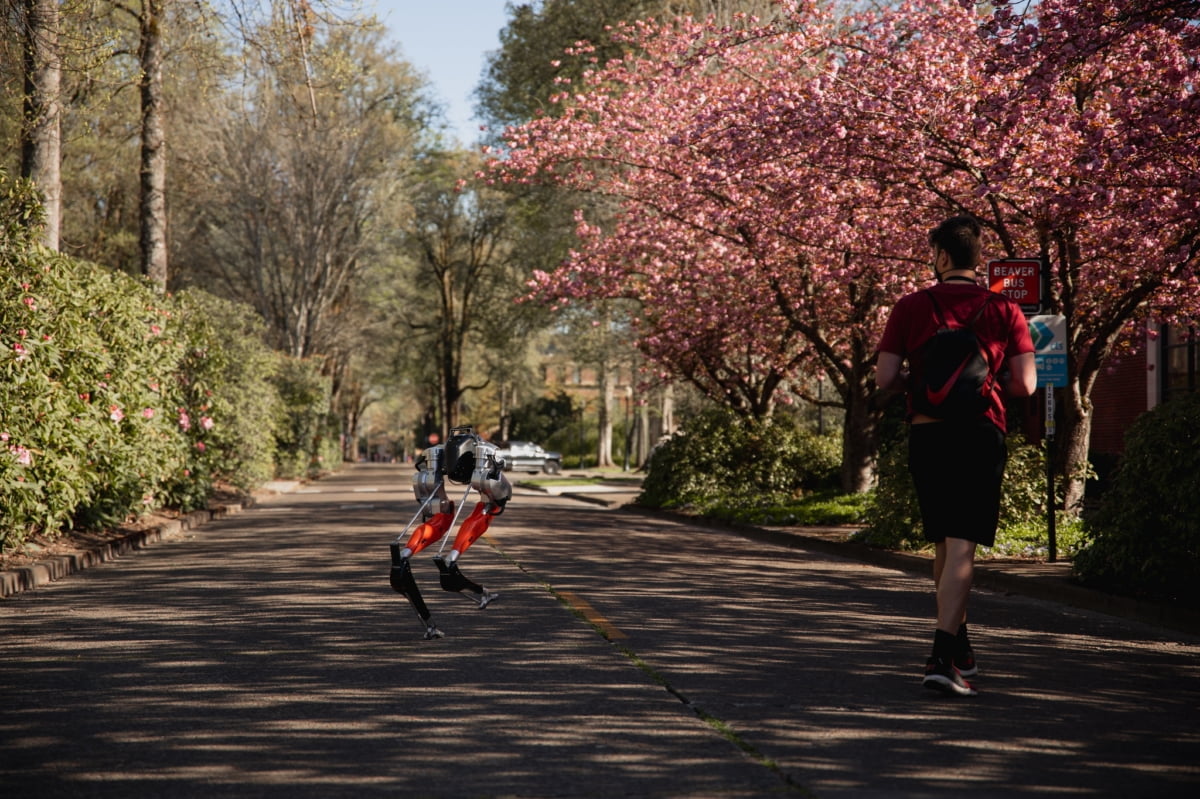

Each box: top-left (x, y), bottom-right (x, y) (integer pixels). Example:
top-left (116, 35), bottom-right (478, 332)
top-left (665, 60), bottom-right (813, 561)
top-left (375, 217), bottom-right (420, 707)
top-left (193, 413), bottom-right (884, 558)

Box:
top-left (496, 441), bottom-right (563, 474)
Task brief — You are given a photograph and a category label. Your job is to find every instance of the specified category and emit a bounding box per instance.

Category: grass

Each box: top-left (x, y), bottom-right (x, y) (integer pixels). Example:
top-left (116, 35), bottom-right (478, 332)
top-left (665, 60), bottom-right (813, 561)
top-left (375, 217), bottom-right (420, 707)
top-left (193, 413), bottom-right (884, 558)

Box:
top-left (684, 490), bottom-right (871, 528)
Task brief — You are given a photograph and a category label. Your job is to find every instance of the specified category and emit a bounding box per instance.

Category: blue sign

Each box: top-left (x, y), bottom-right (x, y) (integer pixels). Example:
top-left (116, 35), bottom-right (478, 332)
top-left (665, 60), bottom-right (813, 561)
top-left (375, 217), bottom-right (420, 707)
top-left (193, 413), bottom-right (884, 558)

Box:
top-left (1028, 315), bottom-right (1068, 387)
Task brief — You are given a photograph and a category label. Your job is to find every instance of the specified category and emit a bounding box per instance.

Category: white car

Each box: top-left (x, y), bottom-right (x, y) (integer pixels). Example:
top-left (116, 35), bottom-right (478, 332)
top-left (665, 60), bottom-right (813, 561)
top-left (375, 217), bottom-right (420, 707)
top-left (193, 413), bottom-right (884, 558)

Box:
top-left (496, 441), bottom-right (563, 474)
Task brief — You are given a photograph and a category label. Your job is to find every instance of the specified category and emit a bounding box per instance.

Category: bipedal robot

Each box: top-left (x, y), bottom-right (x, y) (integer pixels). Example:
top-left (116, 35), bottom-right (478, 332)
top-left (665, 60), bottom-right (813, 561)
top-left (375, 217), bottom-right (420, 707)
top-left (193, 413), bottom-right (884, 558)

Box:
top-left (389, 426), bottom-right (512, 639)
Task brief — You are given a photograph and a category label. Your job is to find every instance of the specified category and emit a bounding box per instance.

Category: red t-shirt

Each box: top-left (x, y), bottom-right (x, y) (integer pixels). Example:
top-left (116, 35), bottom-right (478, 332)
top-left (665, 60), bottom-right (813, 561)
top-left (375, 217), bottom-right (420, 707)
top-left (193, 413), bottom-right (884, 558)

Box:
top-left (877, 283), bottom-right (1035, 430)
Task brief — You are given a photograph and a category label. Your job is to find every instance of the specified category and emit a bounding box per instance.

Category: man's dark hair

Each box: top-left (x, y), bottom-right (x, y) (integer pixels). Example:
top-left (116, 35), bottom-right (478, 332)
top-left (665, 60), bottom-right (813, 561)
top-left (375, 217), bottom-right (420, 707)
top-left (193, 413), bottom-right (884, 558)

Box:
top-left (928, 216), bottom-right (983, 271)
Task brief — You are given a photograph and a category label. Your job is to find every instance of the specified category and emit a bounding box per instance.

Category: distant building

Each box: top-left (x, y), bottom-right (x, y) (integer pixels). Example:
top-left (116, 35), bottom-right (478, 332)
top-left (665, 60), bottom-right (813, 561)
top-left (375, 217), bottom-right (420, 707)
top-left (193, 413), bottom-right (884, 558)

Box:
top-left (1090, 323), bottom-right (1196, 456)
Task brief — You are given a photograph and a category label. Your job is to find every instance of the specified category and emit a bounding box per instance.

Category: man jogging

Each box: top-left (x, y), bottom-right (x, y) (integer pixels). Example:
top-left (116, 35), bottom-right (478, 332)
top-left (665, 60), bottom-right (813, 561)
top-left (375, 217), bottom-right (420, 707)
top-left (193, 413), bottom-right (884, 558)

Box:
top-left (875, 216), bottom-right (1037, 696)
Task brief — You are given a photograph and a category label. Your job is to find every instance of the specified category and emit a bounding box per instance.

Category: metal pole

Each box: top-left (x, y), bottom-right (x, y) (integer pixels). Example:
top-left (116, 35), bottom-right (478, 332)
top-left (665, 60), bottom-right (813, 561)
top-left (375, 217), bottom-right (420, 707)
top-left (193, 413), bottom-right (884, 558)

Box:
top-left (1045, 387), bottom-right (1057, 563)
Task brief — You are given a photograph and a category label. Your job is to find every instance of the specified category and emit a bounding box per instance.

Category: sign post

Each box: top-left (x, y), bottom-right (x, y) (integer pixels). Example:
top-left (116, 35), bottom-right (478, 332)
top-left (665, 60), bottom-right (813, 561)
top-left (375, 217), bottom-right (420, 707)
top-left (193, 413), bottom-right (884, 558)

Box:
top-left (1029, 314), bottom-right (1068, 561)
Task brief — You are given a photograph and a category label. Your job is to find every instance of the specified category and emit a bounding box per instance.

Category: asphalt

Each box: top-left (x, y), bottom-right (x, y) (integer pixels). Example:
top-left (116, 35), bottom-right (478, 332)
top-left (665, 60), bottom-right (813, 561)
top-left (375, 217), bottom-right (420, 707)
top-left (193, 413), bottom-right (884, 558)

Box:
top-left (3, 464), bottom-right (1198, 798)
top-left (534, 476), bottom-right (1200, 639)
top-left (7, 472), bottom-right (1196, 640)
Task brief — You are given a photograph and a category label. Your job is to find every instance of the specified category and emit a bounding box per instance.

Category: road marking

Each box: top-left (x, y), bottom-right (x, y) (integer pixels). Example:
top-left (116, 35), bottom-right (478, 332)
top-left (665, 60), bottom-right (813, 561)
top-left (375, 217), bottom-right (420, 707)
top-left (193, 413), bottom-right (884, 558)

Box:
top-left (353, 488), bottom-right (380, 492)
top-left (558, 591), bottom-right (628, 640)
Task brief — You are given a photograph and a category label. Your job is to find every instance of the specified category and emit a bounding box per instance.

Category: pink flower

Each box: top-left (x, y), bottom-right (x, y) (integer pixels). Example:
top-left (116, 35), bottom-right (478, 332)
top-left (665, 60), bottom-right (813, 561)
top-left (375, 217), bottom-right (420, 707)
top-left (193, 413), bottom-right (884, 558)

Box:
top-left (149, 325), bottom-right (162, 336)
top-left (199, 416), bottom-right (214, 431)
top-left (178, 410), bottom-right (191, 431)
top-left (195, 441), bottom-right (206, 452)
top-left (109, 405), bottom-right (124, 423)
top-left (22, 297), bottom-right (35, 310)
top-left (10, 446), bottom-right (32, 466)
top-left (142, 408), bottom-right (155, 419)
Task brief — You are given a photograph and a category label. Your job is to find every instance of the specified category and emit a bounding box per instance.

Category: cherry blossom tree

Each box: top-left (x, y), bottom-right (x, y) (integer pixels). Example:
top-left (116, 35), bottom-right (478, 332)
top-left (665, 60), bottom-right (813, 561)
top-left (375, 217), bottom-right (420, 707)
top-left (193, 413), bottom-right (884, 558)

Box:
top-left (488, 0), bottom-right (1200, 502)
top-left (867, 0), bottom-right (1200, 510)
top-left (489, 2), bottom-right (960, 492)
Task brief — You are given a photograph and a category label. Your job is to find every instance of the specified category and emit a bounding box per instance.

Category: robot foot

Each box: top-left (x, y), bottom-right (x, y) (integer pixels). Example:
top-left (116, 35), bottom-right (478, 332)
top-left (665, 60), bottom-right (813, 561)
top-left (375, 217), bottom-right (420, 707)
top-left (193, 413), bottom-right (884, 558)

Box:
top-left (476, 589), bottom-right (500, 609)
top-left (423, 624), bottom-right (445, 640)
top-left (433, 556), bottom-right (485, 594)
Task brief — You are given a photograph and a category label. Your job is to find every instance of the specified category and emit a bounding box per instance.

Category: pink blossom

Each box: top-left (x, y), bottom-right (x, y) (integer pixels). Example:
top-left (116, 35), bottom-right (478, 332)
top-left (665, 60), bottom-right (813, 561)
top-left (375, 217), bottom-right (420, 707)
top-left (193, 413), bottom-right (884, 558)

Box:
top-left (109, 405), bottom-right (124, 423)
top-left (22, 297), bottom-right (35, 310)
top-left (178, 411), bottom-right (191, 431)
top-left (195, 441), bottom-right (206, 452)
top-left (11, 446), bottom-right (32, 466)
top-left (199, 416), bottom-right (214, 431)
top-left (142, 408), bottom-right (155, 419)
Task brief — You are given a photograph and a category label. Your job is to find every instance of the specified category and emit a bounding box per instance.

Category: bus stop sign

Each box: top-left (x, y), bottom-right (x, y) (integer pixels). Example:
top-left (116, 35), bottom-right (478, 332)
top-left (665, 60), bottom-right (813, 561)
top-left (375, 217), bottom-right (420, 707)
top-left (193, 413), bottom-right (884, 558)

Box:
top-left (988, 258), bottom-right (1043, 314)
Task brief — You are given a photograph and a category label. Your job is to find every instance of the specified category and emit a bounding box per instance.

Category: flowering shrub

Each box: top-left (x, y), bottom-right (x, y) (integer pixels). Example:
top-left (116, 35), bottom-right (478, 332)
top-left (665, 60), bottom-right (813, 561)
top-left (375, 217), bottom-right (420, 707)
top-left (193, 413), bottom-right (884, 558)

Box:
top-left (1, 169), bottom-right (327, 551)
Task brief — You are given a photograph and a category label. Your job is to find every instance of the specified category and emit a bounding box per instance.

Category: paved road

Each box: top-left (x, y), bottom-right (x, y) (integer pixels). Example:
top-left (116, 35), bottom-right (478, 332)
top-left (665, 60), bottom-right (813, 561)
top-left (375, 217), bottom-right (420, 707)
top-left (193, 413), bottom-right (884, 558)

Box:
top-left (2, 463), bottom-right (1197, 798)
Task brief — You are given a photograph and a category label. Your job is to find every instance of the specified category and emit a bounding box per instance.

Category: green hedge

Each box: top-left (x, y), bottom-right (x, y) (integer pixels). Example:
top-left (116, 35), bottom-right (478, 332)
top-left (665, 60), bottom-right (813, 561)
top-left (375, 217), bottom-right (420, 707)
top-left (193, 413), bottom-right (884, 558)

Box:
top-left (1074, 392), bottom-right (1200, 605)
top-left (1, 169), bottom-right (334, 552)
top-left (638, 406), bottom-right (842, 513)
top-left (860, 430), bottom-right (1085, 557)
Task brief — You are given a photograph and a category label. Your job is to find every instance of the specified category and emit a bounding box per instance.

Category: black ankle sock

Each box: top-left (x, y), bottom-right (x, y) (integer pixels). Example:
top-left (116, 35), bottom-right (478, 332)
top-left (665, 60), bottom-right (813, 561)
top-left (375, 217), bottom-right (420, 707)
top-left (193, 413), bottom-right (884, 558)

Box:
top-left (932, 629), bottom-right (958, 662)
top-left (957, 623), bottom-right (971, 653)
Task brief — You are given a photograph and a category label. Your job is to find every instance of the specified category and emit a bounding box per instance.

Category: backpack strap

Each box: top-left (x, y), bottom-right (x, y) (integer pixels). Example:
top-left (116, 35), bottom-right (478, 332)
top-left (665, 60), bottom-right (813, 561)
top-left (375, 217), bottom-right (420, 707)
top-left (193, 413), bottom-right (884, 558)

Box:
top-left (922, 289), bottom-right (947, 327)
top-left (923, 289), bottom-right (993, 330)
top-left (965, 292), bottom-right (994, 328)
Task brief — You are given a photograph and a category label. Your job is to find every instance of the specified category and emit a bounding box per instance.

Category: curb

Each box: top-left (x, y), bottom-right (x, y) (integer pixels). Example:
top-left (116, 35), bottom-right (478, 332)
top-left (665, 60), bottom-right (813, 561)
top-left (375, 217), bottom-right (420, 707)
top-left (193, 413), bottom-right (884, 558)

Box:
top-left (0, 499), bottom-right (255, 599)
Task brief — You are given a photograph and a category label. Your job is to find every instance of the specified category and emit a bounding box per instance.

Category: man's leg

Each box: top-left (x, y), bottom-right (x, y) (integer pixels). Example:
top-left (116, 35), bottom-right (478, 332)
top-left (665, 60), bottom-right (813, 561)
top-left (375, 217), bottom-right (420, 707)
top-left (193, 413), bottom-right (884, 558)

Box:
top-left (935, 537), bottom-right (975, 634)
top-left (924, 537), bottom-right (978, 695)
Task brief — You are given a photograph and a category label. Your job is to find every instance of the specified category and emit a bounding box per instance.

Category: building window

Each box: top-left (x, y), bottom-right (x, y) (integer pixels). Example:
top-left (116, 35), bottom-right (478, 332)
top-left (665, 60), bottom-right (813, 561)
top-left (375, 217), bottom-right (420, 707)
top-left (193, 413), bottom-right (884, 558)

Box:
top-left (1161, 324), bottom-right (1197, 401)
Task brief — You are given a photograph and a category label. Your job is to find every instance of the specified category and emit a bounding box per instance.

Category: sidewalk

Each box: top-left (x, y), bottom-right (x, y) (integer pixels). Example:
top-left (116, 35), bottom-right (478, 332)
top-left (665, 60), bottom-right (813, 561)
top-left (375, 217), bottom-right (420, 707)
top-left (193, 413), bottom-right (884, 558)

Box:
top-left (543, 475), bottom-right (1200, 639)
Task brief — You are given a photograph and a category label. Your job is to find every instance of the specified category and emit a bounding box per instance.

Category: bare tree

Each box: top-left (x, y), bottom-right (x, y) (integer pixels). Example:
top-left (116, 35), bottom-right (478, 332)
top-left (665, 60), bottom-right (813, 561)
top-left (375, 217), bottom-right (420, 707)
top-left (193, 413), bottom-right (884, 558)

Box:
top-left (11, 0), bottom-right (62, 249)
top-left (175, 18), bottom-right (429, 360)
top-left (390, 151), bottom-right (528, 436)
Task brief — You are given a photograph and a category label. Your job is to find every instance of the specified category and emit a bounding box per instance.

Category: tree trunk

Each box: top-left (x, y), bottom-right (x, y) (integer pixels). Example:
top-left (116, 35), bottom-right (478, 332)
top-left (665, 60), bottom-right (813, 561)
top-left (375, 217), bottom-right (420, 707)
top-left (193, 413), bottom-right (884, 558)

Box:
top-left (841, 359), bottom-right (880, 494)
top-left (841, 393), bottom-right (878, 494)
top-left (138, 0), bottom-right (168, 288)
top-left (1058, 380), bottom-right (1095, 516)
top-left (19, 0), bottom-right (61, 250)
top-left (598, 367), bottom-right (614, 467)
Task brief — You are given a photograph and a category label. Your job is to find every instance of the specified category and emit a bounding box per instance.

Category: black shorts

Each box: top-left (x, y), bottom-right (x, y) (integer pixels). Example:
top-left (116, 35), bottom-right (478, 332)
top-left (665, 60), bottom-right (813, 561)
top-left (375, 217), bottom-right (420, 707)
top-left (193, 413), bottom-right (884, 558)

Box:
top-left (907, 420), bottom-right (1007, 547)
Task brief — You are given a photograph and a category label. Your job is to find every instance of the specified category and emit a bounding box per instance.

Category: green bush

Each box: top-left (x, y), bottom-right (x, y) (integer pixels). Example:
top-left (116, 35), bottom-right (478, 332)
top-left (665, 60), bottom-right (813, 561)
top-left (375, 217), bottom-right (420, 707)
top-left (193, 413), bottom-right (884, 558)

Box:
top-left (159, 290), bottom-right (281, 504)
top-left (1074, 392), bottom-right (1200, 605)
top-left (2, 169), bottom-right (188, 540)
top-left (1, 168), bottom-right (318, 552)
top-left (638, 406), bottom-right (842, 513)
top-left (858, 431), bottom-right (1080, 556)
top-left (271, 356), bottom-right (338, 480)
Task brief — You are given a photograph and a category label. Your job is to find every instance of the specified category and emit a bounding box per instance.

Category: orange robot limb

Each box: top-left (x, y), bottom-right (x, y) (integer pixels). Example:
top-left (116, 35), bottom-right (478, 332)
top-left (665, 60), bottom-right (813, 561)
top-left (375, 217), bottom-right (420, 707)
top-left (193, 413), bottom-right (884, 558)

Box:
top-left (448, 502), bottom-right (496, 558)
top-left (432, 502), bottom-right (500, 608)
top-left (402, 512), bottom-right (454, 558)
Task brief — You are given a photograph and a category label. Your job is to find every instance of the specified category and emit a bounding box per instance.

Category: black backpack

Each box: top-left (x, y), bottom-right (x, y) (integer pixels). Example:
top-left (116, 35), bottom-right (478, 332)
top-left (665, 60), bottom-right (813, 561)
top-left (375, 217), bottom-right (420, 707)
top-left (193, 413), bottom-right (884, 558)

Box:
top-left (908, 290), bottom-right (996, 420)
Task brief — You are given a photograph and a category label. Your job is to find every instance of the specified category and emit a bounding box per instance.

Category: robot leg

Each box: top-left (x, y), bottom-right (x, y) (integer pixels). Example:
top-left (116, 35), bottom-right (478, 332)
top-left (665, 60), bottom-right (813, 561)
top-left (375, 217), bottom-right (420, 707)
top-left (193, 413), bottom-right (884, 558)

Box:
top-left (389, 543), bottom-right (444, 640)
top-left (402, 512), bottom-right (454, 558)
top-left (433, 503), bottom-right (499, 608)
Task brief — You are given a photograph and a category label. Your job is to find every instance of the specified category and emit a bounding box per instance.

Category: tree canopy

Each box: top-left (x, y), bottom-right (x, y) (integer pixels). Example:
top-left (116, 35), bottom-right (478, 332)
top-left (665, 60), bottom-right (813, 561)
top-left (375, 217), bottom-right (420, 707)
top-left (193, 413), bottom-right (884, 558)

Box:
top-left (487, 0), bottom-right (1200, 498)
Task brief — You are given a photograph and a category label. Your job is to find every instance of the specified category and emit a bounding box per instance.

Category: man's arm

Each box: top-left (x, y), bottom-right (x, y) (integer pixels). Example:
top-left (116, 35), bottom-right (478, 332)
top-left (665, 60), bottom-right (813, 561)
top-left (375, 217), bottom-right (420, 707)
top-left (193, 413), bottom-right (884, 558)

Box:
top-left (875, 351), bottom-right (907, 393)
top-left (1004, 352), bottom-right (1037, 397)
